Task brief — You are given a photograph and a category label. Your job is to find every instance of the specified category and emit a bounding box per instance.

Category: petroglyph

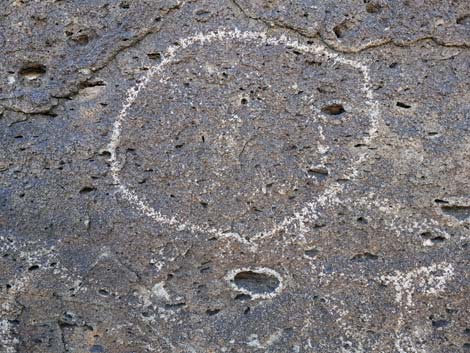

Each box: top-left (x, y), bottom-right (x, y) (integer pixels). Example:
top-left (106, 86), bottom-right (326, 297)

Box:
top-left (107, 29), bottom-right (380, 245)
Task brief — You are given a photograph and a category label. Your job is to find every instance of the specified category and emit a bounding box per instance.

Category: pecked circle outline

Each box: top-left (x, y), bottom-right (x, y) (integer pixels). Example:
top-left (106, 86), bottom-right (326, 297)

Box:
top-left (107, 29), bottom-right (380, 245)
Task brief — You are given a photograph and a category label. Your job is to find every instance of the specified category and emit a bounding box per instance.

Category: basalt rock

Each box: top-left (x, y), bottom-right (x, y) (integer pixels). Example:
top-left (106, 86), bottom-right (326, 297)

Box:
top-left (0, 1), bottom-right (469, 352)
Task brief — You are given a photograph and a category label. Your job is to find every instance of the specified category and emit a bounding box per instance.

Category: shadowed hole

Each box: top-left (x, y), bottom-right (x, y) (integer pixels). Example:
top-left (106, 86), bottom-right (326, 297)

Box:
top-left (441, 205), bottom-right (470, 221)
top-left (98, 289), bottom-right (110, 296)
top-left (147, 52), bottom-right (162, 61)
top-left (233, 271), bottom-right (280, 295)
top-left (333, 20), bottom-right (356, 38)
top-left (74, 34), bottom-right (89, 45)
top-left (304, 248), bottom-right (319, 258)
top-left (79, 186), bottom-right (96, 194)
top-left (234, 293), bottom-right (252, 301)
top-left (164, 302), bottom-right (186, 310)
top-left (396, 102), bottom-right (411, 109)
top-left (434, 199), bottom-right (449, 204)
top-left (322, 104), bottom-right (345, 115)
top-left (420, 232), bottom-right (446, 244)
top-left (307, 167), bottom-right (329, 180)
top-left (90, 345), bottom-right (105, 353)
top-left (206, 309), bottom-right (220, 316)
top-left (19, 64), bottom-right (47, 80)
top-left (457, 15), bottom-right (470, 25)
top-left (351, 252), bottom-right (379, 262)
top-left (365, 1), bottom-right (382, 13)
top-left (432, 319), bottom-right (450, 328)
top-left (28, 265), bottom-right (40, 271)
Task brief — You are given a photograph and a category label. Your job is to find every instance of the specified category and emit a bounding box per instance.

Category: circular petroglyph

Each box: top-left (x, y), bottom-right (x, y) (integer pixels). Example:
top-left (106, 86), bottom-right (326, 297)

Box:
top-left (107, 29), bottom-right (379, 243)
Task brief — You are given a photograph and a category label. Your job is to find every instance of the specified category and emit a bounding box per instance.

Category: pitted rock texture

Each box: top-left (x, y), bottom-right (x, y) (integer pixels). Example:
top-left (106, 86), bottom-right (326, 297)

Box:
top-left (0, 1), bottom-right (469, 353)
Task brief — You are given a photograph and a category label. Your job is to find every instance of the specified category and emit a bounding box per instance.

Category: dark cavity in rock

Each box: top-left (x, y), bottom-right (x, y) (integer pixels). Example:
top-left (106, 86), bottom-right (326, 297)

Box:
top-left (233, 271), bottom-right (280, 295)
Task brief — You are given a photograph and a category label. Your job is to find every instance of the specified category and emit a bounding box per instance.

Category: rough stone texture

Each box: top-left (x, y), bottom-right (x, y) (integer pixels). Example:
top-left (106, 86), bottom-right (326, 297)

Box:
top-left (0, 1), bottom-right (469, 352)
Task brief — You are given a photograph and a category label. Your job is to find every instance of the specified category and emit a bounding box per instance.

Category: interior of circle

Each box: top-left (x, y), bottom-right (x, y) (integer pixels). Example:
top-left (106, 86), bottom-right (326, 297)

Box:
top-left (116, 36), bottom-right (371, 238)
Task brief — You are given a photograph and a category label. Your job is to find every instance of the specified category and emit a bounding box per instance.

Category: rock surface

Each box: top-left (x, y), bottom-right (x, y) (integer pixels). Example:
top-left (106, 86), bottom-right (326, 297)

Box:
top-left (0, 1), bottom-right (469, 352)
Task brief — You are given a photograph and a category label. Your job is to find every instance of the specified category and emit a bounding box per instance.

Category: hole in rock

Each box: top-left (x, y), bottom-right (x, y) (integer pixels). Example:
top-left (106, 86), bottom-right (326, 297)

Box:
top-left (304, 248), bottom-right (319, 258)
top-left (432, 319), bottom-right (450, 328)
top-left (457, 15), bottom-right (470, 25)
top-left (74, 34), bottom-right (89, 45)
top-left (322, 104), bottom-right (345, 115)
top-left (79, 80), bottom-right (106, 89)
top-left (195, 9), bottom-right (211, 16)
top-left (147, 52), bottom-right (162, 61)
top-left (99, 150), bottom-right (111, 158)
top-left (351, 252), bottom-right (379, 262)
top-left (308, 167), bottom-right (329, 180)
top-left (233, 271), bottom-right (280, 295)
top-left (441, 205), bottom-right (470, 221)
top-left (333, 20), bottom-right (356, 39)
top-left (356, 217), bottom-right (368, 224)
top-left (434, 199), bottom-right (449, 204)
top-left (79, 186), bottom-right (96, 194)
top-left (365, 1), bottom-right (382, 13)
top-left (420, 232), bottom-right (446, 244)
top-left (28, 265), bottom-right (40, 271)
top-left (396, 102), bottom-right (411, 109)
top-left (206, 309), bottom-right (220, 316)
top-left (19, 64), bottom-right (47, 80)
top-left (90, 345), bottom-right (105, 353)
top-left (98, 289), bottom-right (110, 296)
top-left (234, 293), bottom-right (252, 301)
top-left (164, 302), bottom-right (186, 310)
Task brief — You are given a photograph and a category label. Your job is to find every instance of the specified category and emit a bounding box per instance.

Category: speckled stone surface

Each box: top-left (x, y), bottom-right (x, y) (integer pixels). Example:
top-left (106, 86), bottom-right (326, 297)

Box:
top-left (0, 1), bottom-right (469, 352)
